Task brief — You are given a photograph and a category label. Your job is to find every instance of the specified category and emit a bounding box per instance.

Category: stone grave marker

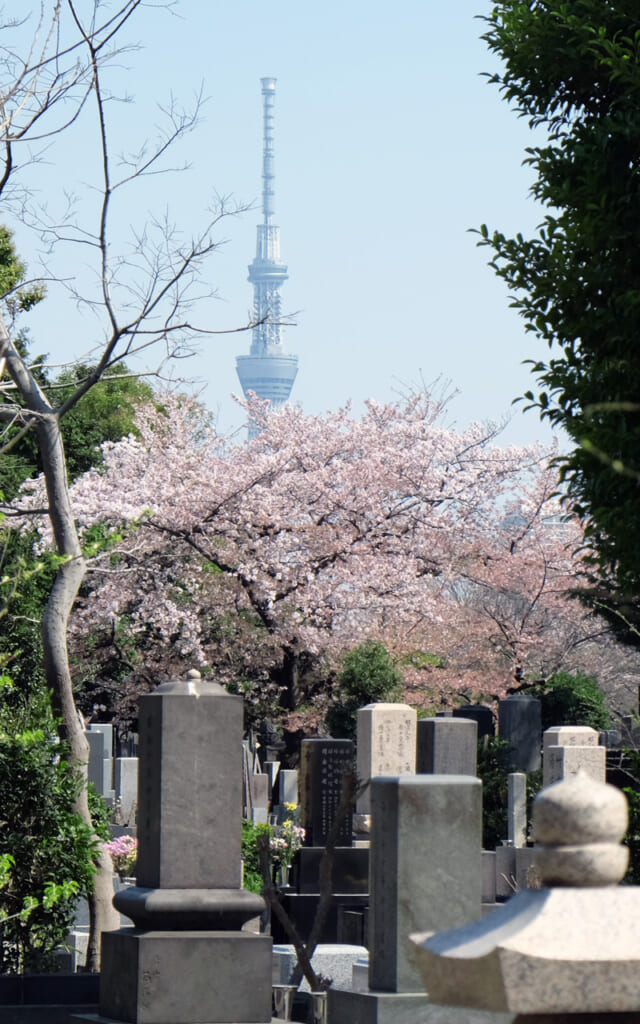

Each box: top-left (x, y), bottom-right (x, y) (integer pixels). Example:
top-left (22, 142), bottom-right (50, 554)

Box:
top-left (498, 694), bottom-right (542, 772)
top-left (452, 703), bottom-right (495, 738)
top-left (87, 727), bottom-right (115, 804)
top-left (507, 771), bottom-right (527, 848)
top-left (77, 670), bottom-right (270, 1024)
top-left (416, 715), bottom-right (477, 775)
top-left (543, 724), bottom-right (605, 787)
top-left (299, 738), bottom-right (354, 847)
top-left (356, 703), bottom-right (417, 815)
top-left (114, 757), bottom-right (138, 826)
top-left (329, 775), bottom-right (486, 1024)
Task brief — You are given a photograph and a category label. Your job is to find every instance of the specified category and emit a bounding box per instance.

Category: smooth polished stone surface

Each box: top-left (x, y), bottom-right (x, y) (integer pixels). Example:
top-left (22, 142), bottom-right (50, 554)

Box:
top-left (136, 677), bottom-right (244, 890)
top-left (498, 696), bottom-right (541, 773)
top-left (112, 886), bottom-right (265, 930)
top-left (299, 739), bottom-right (354, 847)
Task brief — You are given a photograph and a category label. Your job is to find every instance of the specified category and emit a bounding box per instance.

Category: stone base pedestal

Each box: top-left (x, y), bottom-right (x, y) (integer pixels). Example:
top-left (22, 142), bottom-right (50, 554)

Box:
top-left (292, 846), bottom-right (369, 893)
top-left (328, 989), bottom-right (514, 1024)
top-left (97, 929), bottom-right (272, 1024)
top-left (270, 893), bottom-right (369, 944)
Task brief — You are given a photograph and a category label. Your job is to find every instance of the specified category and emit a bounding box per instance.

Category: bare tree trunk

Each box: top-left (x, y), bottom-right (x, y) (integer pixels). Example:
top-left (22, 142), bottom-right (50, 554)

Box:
top-left (36, 412), bottom-right (120, 969)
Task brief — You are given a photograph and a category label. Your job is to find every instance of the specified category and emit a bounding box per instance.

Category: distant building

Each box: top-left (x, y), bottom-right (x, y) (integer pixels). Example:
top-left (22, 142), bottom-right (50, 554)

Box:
top-left (236, 78), bottom-right (298, 431)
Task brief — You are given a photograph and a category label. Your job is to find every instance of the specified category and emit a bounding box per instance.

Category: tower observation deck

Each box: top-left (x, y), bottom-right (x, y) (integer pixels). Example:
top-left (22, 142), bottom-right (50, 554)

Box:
top-left (236, 78), bottom-right (298, 417)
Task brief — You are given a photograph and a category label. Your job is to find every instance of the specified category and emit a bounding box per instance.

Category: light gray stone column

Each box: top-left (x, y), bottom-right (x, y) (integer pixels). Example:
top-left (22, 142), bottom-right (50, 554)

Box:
top-left (356, 703), bottom-right (417, 814)
top-left (369, 775), bottom-right (482, 993)
top-left (114, 757), bottom-right (138, 827)
top-left (508, 772), bottom-right (527, 848)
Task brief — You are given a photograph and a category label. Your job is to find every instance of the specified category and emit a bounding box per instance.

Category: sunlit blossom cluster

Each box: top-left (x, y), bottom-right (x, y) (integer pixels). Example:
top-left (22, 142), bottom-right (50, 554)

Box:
top-left (15, 388), bottom-right (606, 707)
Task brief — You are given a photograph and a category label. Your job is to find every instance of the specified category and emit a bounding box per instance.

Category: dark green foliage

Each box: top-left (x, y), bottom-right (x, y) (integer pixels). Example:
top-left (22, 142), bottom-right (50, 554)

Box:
top-left (241, 819), bottom-right (273, 895)
top-left (0, 679), bottom-right (97, 972)
top-left (87, 784), bottom-right (112, 843)
top-left (325, 641), bottom-right (403, 739)
top-left (479, 2), bottom-right (640, 616)
top-left (477, 737), bottom-right (511, 850)
top-left (0, 533), bottom-right (59, 698)
top-left (51, 364), bottom-right (153, 481)
top-left (477, 736), bottom-right (542, 850)
top-left (0, 360), bottom-right (153, 501)
top-left (521, 671), bottom-right (610, 731)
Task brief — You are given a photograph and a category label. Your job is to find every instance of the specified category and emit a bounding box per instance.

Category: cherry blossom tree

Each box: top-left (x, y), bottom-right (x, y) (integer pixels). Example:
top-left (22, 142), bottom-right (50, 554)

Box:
top-left (19, 388), bottom-right (623, 728)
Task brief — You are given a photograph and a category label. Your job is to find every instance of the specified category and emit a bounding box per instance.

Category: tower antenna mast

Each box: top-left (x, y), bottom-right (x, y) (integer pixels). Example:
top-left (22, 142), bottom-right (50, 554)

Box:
top-left (236, 78), bottom-right (298, 423)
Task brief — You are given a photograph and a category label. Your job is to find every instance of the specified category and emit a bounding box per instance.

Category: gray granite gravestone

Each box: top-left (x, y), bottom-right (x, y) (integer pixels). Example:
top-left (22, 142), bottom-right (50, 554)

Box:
top-left (498, 694), bottom-right (542, 772)
top-left (278, 768), bottom-right (298, 807)
top-left (416, 716), bottom-right (478, 775)
top-left (542, 725), bottom-right (605, 787)
top-left (87, 728), bottom-right (115, 805)
top-left (330, 775), bottom-right (487, 1024)
top-left (77, 671), bottom-right (271, 1024)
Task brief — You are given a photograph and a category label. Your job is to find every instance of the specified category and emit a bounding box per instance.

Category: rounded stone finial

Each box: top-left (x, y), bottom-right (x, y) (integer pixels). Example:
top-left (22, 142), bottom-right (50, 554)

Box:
top-left (532, 771), bottom-right (629, 886)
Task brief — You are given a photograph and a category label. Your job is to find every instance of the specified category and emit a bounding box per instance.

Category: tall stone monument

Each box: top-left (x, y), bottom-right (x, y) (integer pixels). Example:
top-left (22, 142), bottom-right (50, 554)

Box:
top-left (356, 703), bottom-right (417, 815)
top-left (273, 738), bottom-right (368, 945)
top-left (330, 775), bottom-right (493, 1024)
top-left (78, 671), bottom-right (271, 1024)
top-left (498, 694), bottom-right (542, 772)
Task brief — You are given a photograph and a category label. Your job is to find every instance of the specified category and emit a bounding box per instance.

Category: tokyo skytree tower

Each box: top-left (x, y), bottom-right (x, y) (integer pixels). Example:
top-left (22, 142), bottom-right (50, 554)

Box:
top-left (236, 78), bottom-right (298, 415)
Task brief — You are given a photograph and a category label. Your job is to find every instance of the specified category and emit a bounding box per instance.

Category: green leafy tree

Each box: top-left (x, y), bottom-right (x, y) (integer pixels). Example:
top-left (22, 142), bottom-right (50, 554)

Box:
top-left (477, 736), bottom-right (542, 851)
top-left (479, 2), bottom-right (640, 632)
top-left (0, 675), bottom-right (97, 973)
top-left (0, 357), bottom-right (153, 501)
top-left (241, 820), bottom-right (273, 895)
top-left (521, 670), bottom-right (611, 732)
top-left (325, 641), bottom-right (403, 739)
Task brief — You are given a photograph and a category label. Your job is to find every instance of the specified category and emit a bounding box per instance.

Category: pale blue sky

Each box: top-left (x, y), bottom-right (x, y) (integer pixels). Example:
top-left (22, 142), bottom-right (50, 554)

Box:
top-left (14, 1), bottom-right (556, 447)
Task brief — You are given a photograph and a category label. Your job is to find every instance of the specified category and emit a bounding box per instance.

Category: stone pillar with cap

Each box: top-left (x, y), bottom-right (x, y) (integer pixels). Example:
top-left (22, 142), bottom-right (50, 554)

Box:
top-left (411, 770), bottom-right (640, 1021)
top-left (75, 670), bottom-right (273, 1024)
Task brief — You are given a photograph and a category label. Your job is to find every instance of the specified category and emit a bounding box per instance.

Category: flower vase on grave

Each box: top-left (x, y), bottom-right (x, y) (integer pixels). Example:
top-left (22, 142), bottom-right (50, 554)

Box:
top-left (275, 864), bottom-right (291, 888)
top-left (310, 990), bottom-right (328, 1024)
top-left (272, 983), bottom-right (297, 1020)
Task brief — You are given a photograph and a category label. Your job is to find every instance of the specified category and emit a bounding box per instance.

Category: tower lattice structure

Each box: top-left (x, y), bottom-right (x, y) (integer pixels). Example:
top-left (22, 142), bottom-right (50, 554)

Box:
top-left (236, 77), bottom-right (298, 416)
